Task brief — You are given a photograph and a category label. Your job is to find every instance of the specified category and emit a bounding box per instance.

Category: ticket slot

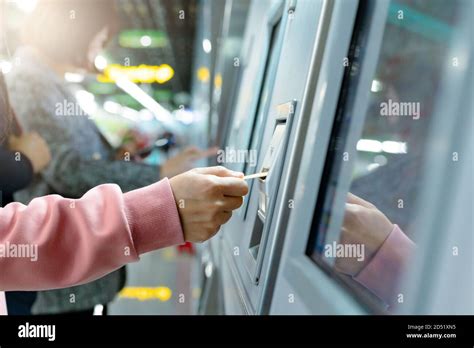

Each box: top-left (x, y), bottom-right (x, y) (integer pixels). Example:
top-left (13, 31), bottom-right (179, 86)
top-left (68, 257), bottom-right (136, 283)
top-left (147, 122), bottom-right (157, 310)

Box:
top-left (247, 100), bottom-right (297, 284)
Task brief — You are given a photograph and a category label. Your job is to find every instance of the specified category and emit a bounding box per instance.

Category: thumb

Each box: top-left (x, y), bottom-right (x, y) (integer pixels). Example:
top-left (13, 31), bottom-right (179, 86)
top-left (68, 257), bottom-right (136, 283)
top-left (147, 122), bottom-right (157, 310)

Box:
top-left (194, 166), bottom-right (244, 178)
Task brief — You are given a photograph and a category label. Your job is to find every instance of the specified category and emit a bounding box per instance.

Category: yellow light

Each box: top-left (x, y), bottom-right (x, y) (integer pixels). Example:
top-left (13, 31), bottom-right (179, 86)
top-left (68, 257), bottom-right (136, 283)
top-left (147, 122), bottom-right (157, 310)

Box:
top-left (214, 73), bottom-right (222, 89)
top-left (119, 287), bottom-right (173, 302)
top-left (156, 64), bottom-right (175, 84)
top-left (97, 64), bottom-right (174, 84)
top-left (136, 66), bottom-right (156, 83)
top-left (197, 66), bottom-right (210, 83)
top-left (108, 65), bottom-right (126, 81)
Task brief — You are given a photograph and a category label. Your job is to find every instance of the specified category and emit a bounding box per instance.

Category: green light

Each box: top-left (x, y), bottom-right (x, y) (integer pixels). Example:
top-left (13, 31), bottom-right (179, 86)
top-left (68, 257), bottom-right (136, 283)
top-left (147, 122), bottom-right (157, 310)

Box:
top-left (110, 94), bottom-right (141, 110)
top-left (119, 30), bottom-right (168, 48)
top-left (153, 90), bottom-right (172, 103)
top-left (87, 82), bottom-right (118, 95)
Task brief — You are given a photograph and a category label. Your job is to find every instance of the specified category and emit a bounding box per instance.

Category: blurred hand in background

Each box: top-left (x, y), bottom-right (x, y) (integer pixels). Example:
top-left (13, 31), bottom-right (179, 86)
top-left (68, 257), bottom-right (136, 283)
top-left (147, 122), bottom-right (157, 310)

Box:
top-left (9, 132), bottom-right (51, 173)
top-left (160, 146), bottom-right (219, 179)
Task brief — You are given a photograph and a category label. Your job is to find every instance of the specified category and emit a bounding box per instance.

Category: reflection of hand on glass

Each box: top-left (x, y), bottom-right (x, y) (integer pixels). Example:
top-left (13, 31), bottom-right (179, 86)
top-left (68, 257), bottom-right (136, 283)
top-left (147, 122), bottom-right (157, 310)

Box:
top-left (335, 193), bottom-right (394, 276)
top-left (336, 193), bottom-right (416, 307)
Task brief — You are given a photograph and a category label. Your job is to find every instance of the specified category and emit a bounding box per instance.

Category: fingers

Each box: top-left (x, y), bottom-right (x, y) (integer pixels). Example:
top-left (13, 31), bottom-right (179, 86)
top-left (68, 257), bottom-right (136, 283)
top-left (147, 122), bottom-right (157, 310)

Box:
top-left (220, 196), bottom-right (244, 211)
top-left (344, 202), bottom-right (361, 219)
top-left (195, 166), bottom-right (247, 196)
top-left (216, 211), bottom-right (232, 225)
top-left (217, 176), bottom-right (249, 197)
top-left (195, 166), bottom-right (244, 178)
top-left (346, 192), bottom-right (374, 209)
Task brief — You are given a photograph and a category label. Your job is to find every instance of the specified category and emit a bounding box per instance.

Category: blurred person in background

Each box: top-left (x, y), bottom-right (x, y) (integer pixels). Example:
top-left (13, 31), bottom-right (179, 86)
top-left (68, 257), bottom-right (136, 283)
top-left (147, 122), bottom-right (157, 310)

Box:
top-left (1, 73), bottom-right (248, 317)
top-left (4, 0), bottom-right (214, 315)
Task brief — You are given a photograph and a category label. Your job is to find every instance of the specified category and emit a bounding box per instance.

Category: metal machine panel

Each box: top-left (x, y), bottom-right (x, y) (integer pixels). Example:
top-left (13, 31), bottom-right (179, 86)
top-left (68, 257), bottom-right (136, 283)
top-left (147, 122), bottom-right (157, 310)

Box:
top-left (220, 0), bottom-right (331, 314)
top-left (270, 0), bottom-right (388, 315)
top-left (271, 0), bottom-right (472, 315)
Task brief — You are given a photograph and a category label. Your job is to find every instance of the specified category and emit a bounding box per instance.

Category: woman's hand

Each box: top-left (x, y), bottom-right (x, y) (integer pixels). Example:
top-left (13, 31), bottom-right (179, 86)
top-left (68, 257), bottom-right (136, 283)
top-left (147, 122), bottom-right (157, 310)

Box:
top-left (335, 193), bottom-right (394, 276)
top-left (9, 132), bottom-right (52, 173)
top-left (169, 166), bottom-right (248, 243)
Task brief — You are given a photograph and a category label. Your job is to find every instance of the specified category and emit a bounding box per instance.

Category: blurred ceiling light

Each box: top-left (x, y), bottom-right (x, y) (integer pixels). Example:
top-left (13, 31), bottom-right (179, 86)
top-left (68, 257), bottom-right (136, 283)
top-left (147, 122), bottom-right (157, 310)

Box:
top-left (115, 75), bottom-right (174, 127)
top-left (103, 101), bottom-right (140, 122)
top-left (357, 139), bottom-right (407, 154)
top-left (371, 79), bottom-right (383, 92)
top-left (64, 72), bottom-right (84, 83)
top-left (357, 139), bottom-right (383, 153)
top-left (15, 0), bottom-right (38, 13)
top-left (382, 141), bottom-right (407, 154)
top-left (0, 61), bottom-right (12, 74)
top-left (75, 90), bottom-right (94, 101)
top-left (138, 109), bottom-right (154, 121)
top-left (75, 90), bottom-right (97, 115)
top-left (94, 55), bottom-right (108, 71)
top-left (367, 163), bottom-right (381, 171)
top-left (121, 106), bottom-right (140, 122)
top-left (103, 101), bottom-right (122, 115)
top-left (140, 35), bottom-right (152, 47)
top-left (202, 39), bottom-right (212, 53)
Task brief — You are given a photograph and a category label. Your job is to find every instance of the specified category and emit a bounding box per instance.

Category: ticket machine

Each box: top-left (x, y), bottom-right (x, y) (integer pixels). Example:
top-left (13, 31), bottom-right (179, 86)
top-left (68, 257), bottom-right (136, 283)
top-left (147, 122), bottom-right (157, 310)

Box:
top-left (200, 0), bottom-right (473, 315)
top-left (217, 0), bottom-right (347, 314)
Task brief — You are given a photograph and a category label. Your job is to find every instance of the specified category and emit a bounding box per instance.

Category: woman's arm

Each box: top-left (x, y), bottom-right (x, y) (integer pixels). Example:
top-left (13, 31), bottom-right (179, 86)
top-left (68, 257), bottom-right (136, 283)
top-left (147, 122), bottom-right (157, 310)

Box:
top-left (354, 225), bottom-right (416, 306)
top-left (337, 193), bottom-right (416, 307)
top-left (0, 179), bottom-right (184, 291)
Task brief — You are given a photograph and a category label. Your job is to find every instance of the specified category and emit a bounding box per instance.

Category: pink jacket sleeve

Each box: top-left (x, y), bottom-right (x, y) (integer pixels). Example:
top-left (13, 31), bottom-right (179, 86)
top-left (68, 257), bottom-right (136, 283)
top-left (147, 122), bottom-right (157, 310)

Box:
top-left (0, 178), bottom-right (184, 292)
top-left (354, 224), bottom-right (415, 307)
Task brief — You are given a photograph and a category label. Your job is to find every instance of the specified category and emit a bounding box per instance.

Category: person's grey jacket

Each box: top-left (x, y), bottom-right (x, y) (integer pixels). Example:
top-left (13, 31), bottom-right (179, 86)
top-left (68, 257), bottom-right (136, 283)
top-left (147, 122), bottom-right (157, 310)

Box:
top-left (6, 47), bottom-right (160, 314)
